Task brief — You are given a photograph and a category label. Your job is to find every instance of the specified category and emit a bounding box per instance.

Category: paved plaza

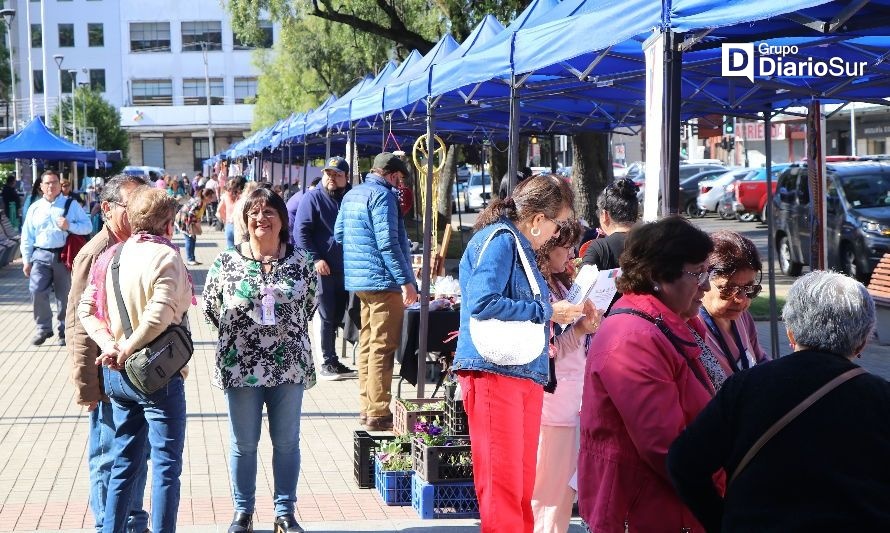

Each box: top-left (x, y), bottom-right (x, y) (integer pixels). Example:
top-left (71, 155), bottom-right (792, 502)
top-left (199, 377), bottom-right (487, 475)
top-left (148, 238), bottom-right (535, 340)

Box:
top-left (0, 227), bottom-right (886, 533)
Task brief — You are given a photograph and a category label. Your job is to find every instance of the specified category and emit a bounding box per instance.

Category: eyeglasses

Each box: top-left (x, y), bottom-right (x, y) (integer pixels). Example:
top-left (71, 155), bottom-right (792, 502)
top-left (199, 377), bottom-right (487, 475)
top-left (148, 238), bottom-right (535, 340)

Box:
top-left (247, 209), bottom-right (277, 220)
top-left (682, 269), bottom-right (711, 286)
top-left (715, 283), bottom-right (763, 300)
top-left (546, 216), bottom-right (571, 229)
top-left (112, 201), bottom-right (127, 209)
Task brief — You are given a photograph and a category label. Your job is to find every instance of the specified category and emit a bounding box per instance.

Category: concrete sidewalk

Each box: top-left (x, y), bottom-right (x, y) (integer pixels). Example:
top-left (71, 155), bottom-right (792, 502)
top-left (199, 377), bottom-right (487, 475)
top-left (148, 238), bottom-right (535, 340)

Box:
top-left (0, 228), bottom-right (589, 532)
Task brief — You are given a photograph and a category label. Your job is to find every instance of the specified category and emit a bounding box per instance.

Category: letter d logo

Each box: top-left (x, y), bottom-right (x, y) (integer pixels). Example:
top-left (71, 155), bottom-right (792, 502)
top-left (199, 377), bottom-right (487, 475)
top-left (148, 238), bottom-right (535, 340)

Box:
top-left (722, 43), bottom-right (754, 83)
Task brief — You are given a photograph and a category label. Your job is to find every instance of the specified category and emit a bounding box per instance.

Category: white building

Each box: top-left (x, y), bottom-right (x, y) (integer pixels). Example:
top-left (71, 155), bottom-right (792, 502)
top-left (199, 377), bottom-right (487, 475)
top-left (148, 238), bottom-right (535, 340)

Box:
top-left (7, 0), bottom-right (271, 175)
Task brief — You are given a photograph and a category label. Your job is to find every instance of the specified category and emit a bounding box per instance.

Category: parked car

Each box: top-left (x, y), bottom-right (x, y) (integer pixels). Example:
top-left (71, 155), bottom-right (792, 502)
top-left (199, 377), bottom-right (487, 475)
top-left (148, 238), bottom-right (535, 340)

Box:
top-left (733, 163), bottom-right (791, 222)
top-left (697, 168), bottom-right (755, 214)
top-left (463, 172), bottom-right (492, 212)
top-left (679, 168), bottom-right (729, 217)
top-left (773, 161), bottom-right (890, 281)
top-left (638, 163), bottom-right (727, 207)
top-left (613, 162), bottom-right (628, 178)
top-left (122, 165), bottom-right (167, 182)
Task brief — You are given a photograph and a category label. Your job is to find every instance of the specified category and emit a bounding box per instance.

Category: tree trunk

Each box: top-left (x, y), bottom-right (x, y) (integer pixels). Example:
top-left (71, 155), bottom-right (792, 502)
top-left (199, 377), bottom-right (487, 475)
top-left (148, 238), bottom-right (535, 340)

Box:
top-left (436, 144), bottom-right (459, 231)
top-left (571, 132), bottom-right (612, 226)
top-left (489, 141), bottom-right (508, 199)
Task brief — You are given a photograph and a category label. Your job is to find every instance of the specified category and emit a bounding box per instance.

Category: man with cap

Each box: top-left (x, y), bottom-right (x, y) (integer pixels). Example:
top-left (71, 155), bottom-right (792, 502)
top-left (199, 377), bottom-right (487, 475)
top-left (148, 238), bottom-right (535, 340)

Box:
top-left (287, 176), bottom-right (322, 242)
top-left (335, 152), bottom-right (418, 430)
top-left (295, 156), bottom-right (356, 380)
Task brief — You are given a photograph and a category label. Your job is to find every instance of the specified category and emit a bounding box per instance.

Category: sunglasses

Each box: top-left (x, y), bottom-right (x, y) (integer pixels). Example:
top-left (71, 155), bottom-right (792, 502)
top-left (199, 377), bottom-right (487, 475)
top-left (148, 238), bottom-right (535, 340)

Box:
top-left (715, 283), bottom-right (763, 300)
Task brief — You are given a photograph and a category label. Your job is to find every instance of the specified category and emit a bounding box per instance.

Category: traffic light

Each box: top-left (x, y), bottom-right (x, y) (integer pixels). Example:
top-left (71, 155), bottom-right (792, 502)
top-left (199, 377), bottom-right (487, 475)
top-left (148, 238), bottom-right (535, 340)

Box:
top-left (728, 137), bottom-right (736, 150)
top-left (720, 137), bottom-right (728, 150)
top-left (723, 116), bottom-right (734, 135)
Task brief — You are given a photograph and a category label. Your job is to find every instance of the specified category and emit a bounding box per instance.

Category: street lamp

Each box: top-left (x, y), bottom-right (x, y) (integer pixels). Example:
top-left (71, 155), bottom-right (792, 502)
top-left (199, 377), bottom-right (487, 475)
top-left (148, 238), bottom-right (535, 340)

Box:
top-left (53, 54), bottom-right (64, 137)
top-left (67, 69), bottom-right (77, 143)
top-left (1, 9), bottom-right (16, 135)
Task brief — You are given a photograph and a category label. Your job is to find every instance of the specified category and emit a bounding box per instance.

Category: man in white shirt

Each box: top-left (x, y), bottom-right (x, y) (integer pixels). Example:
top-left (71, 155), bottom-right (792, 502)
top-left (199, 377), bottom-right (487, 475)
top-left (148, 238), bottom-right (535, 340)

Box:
top-left (203, 174), bottom-right (220, 224)
top-left (21, 170), bottom-right (92, 346)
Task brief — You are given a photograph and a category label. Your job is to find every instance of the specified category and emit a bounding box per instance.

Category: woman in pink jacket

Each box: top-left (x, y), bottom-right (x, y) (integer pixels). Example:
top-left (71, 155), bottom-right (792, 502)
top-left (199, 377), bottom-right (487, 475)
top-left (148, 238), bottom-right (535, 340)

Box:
top-left (531, 221), bottom-right (601, 533)
top-left (578, 217), bottom-right (723, 532)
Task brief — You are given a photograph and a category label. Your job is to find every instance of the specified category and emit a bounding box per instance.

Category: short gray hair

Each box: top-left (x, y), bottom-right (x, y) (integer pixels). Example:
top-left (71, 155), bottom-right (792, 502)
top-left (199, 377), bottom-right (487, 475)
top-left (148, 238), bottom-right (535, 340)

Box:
top-left (782, 270), bottom-right (875, 357)
top-left (100, 174), bottom-right (148, 204)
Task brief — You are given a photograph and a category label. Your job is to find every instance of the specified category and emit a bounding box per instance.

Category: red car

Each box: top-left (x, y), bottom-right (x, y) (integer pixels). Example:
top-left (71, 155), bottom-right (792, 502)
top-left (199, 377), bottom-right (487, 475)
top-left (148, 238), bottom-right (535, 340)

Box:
top-left (734, 164), bottom-right (791, 222)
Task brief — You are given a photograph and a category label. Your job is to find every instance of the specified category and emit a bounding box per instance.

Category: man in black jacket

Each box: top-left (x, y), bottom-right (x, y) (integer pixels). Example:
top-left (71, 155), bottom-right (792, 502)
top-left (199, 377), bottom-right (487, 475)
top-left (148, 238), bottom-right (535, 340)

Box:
top-left (295, 157), bottom-right (355, 380)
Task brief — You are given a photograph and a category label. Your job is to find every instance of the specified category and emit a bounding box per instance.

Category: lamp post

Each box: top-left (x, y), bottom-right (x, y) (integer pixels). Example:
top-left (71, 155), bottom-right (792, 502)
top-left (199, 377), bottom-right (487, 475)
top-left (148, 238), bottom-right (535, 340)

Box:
top-left (200, 41), bottom-right (214, 156)
top-left (68, 69), bottom-right (77, 143)
top-left (1, 8), bottom-right (19, 188)
top-left (53, 54), bottom-right (64, 137)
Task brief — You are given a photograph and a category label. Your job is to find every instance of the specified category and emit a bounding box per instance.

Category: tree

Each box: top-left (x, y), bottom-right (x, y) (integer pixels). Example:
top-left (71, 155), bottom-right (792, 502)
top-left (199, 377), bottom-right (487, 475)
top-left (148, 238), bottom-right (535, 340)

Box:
top-left (51, 87), bottom-right (129, 172)
top-left (571, 133), bottom-right (613, 225)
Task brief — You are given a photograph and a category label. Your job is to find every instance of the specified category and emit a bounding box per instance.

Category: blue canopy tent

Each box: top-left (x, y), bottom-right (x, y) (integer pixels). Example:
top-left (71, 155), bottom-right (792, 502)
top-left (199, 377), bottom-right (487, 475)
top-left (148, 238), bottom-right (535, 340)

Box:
top-left (0, 116), bottom-right (96, 162)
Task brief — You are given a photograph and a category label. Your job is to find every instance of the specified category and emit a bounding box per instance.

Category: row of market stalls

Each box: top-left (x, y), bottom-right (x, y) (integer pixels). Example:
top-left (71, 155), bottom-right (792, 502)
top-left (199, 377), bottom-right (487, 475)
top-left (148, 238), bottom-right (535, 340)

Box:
top-left (209, 0), bottom-right (890, 395)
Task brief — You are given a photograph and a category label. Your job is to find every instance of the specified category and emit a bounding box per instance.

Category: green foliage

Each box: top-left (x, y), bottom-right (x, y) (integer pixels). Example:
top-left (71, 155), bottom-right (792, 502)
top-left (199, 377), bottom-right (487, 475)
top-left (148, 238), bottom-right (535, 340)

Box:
top-left (226, 0), bottom-right (530, 129)
top-left (376, 435), bottom-right (413, 472)
top-left (50, 87), bottom-right (129, 172)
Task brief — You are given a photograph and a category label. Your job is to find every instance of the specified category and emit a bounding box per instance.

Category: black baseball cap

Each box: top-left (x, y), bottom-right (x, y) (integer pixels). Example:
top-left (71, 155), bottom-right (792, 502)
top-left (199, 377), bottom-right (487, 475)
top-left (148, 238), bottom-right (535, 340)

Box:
top-left (323, 156), bottom-right (350, 174)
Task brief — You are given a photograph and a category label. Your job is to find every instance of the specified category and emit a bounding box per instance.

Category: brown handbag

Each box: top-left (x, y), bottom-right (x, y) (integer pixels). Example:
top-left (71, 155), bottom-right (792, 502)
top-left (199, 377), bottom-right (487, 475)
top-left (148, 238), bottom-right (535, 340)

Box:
top-left (729, 366), bottom-right (866, 484)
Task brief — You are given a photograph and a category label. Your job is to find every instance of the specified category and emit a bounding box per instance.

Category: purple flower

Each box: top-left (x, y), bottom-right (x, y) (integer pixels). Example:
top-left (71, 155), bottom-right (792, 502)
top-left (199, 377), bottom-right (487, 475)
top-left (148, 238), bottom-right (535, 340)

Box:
top-left (429, 426), bottom-right (443, 436)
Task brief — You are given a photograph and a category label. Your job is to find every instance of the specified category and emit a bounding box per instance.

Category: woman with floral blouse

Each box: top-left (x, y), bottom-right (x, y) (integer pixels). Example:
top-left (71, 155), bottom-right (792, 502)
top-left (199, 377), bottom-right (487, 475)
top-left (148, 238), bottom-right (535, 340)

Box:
top-left (202, 187), bottom-right (316, 533)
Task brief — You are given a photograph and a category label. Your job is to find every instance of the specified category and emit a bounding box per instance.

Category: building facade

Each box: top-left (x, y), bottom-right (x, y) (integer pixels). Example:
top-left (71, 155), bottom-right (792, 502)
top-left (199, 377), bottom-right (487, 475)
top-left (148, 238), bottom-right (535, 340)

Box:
top-left (8, 0), bottom-right (270, 175)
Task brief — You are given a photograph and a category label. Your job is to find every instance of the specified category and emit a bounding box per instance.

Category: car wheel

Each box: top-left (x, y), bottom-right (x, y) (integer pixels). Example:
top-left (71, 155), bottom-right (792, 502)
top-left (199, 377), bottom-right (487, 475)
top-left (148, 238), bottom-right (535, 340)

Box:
top-left (778, 235), bottom-right (803, 276)
top-left (761, 204), bottom-right (769, 224)
top-left (684, 200), bottom-right (699, 218)
top-left (841, 244), bottom-right (867, 282)
top-left (718, 204), bottom-right (736, 220)
top-left (738, 212), bottom-right (756, 222)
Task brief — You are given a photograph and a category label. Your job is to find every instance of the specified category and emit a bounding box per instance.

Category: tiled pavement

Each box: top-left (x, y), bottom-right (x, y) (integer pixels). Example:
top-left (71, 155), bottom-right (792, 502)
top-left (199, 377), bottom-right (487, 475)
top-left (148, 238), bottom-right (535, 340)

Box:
top-left (0, 227), bottom-right (886, 533)
top-left (0, 229), bottom-right (589, 532)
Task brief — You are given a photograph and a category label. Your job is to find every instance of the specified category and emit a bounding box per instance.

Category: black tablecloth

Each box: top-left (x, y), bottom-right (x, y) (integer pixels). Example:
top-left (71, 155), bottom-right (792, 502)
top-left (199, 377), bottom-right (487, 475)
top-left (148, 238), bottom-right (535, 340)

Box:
top-left (398, 308), bottom-right (460, 385)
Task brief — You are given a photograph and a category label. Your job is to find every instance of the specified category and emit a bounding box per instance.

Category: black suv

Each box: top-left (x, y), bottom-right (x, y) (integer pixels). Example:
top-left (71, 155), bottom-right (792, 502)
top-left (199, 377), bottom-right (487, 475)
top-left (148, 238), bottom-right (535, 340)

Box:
top-left (773, 161), bottom-right (890, 281)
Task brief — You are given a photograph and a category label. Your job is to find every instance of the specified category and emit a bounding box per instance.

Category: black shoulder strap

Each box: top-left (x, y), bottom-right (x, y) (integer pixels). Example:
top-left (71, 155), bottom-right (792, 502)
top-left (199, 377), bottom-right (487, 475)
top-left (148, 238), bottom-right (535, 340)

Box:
top-left (63, 196), bottom-right (74, 217)
top-left (110, 244), bottom-right (135, 338)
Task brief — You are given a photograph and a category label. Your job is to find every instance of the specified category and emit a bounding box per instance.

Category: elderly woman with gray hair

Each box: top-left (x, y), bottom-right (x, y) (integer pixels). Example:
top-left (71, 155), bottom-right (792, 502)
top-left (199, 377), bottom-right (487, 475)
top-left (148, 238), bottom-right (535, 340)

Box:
top-left (667, 270), bottom-right (890, 532)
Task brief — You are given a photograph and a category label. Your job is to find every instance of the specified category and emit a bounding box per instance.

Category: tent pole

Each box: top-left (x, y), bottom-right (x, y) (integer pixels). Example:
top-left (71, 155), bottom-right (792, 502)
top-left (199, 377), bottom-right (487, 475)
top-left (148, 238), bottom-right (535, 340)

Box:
top-left (302, 141), bottom-right (309, 192)
top-left (271, 152), bottom-right (277, 185)
top-left (287, 144), bottom-right (293, 189)
top-left (661, 31), bottom-right (682, 217)
top-left (325, 128), bottom-right (331, 160)
top-left (506, 72), bottom-right (520, 196)
top-left (764, 108), bottom-right (780, 359)
top-left (550, 134), bottom-right (557, 174)
top-left (417, 98), bottom-right (436, 399)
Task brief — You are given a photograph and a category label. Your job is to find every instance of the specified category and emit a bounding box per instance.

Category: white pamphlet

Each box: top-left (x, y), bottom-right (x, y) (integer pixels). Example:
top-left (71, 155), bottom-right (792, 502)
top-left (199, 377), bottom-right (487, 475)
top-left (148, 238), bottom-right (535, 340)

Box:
top-left (565, 264), bottom-right (621, 311)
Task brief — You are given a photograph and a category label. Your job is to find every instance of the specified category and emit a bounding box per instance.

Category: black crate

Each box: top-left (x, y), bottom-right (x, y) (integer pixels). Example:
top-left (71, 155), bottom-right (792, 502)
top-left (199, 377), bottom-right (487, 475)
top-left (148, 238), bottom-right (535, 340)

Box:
top-left (444, 381), bottom-right (469, 436)
top-left (412, 436), bottom-right (473, 483)
top-left (353, 430), bottom-right (408, 488)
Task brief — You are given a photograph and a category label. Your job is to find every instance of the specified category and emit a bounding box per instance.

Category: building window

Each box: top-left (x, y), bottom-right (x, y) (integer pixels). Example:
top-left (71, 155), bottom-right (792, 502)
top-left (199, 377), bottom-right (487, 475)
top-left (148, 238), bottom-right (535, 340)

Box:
top-left (130, 22), bottom-right (171, 53)
top-left (233, 20), bottom-right (273, 50)
top-left (193, 138), bottom-right (210, 172)
top-left (142, 138), bottom-right (165, 168)
top-left (88, 23), bottom-right (104, 47)
top-left (30, 24), bottom-right (41, 48)
top-left (33, 70), bottom-right (43, 94)
top-left (182, 78), bottom-right (224, 105)
top-left (234, 77), bottom-right (258, 104)
top-left (89, 69), bottom-right (105, 92)
top-left (58, 23), bottom-right (75, 47)
top-left (131, 79), bottom-right (173, 106)
top-left (181, 21), bottom-right (222, 52)
top-left (60, 70), bottom-right (77, 93)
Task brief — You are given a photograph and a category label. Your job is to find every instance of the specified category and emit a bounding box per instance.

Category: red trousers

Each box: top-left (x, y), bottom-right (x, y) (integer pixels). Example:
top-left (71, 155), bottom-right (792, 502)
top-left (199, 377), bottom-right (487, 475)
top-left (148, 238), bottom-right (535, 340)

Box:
top-left (458, 370), bottom-right (544, 533)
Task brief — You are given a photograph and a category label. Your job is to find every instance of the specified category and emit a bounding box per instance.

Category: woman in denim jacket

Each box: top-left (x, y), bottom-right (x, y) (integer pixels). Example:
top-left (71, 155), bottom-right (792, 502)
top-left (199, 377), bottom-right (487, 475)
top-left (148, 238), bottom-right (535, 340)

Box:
top-left (453, 175), bottom-right (589, 533)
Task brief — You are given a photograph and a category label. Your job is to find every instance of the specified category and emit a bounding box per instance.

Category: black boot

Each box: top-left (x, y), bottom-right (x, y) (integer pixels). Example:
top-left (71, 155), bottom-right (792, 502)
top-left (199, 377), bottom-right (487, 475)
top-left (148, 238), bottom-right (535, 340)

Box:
top-left (227, 511), bottom-right (253, 533)
top-left (273, 513), bottom-right (304, 533)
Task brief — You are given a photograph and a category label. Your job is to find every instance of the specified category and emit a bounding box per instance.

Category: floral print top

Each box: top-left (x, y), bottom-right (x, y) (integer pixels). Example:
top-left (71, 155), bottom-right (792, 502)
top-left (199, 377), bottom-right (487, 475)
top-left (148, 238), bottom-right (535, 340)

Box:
top-left (202, 244), bottom-right (317, 389)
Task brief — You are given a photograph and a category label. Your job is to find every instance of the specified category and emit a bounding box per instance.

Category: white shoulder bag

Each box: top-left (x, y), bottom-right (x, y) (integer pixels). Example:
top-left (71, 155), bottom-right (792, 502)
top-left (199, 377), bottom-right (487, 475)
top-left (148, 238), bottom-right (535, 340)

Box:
top-left (468, 228), bottom-right (547, 366)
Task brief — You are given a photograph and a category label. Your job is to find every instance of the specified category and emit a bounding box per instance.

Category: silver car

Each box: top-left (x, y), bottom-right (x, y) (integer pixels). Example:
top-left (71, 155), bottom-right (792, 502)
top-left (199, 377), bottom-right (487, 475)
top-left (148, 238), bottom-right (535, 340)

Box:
top-left (463, 173), bottom-right (492, 212)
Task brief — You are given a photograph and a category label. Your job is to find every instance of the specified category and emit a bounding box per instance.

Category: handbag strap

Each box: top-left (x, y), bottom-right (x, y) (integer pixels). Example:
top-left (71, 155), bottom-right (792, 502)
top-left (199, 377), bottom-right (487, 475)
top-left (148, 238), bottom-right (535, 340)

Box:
top-left (730, 366), bottom-right (866, 484)
top-left (110, 243), bottom-right (135, 338)
top-left (475, 227), bottom-right (541, 297)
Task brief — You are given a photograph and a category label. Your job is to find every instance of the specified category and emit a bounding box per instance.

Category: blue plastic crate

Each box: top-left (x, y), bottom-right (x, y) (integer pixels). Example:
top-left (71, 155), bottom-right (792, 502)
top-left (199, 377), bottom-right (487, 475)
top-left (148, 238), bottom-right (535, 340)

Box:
top-left (375, 457), bottom-right (413, 506)
top-left (411, 474), bottom-right (479, 519)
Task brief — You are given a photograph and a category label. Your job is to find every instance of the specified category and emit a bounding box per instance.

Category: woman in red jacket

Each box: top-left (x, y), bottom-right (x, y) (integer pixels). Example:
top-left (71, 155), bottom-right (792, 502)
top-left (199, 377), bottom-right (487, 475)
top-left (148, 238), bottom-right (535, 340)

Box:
top-left (578, 216), bottom-right (721, 532)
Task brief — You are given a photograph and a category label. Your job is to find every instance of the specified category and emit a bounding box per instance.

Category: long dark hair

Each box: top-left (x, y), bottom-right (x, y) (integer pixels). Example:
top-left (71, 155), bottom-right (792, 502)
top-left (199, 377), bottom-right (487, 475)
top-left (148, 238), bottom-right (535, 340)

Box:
top-left (474, 174), bottom-right (574, 230)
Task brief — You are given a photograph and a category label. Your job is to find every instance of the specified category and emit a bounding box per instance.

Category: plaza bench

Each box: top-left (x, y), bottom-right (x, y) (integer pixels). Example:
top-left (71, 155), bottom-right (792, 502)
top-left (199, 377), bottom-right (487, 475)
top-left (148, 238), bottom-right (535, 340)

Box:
top-left (867, 253), bottom-right (890, 345)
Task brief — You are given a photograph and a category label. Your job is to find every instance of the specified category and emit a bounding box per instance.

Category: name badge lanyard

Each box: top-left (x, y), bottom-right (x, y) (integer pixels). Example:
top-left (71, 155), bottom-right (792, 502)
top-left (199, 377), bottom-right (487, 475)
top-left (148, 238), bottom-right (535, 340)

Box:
top-left (250, 244), bottom-right (281, 326)
top-left (699, 308), bottom-right (750, 373)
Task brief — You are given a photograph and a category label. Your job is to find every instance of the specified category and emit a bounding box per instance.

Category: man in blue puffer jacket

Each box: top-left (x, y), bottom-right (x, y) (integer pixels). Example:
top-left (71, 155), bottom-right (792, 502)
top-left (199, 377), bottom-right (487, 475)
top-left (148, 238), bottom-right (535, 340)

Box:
top-left (334, 152), bottom-right (418, 431)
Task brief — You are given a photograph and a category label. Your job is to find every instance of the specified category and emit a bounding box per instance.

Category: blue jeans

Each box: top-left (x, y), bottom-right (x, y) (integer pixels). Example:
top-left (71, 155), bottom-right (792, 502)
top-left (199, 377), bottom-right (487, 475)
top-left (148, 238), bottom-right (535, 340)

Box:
top-left (183, 233), bottom-right (197, 262)
top-left (225, 383), bottom-right (305, 515)
top-left (102, 368), bottom-right (186, 533)
top-left (89, 402), bottom-right (149, 533)
top-left (224, 223), bottom-right (235, 249)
